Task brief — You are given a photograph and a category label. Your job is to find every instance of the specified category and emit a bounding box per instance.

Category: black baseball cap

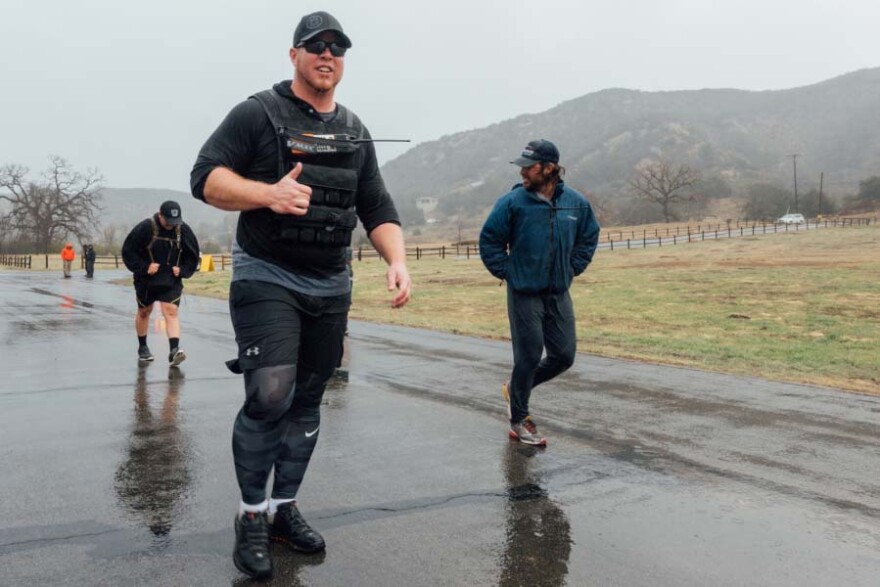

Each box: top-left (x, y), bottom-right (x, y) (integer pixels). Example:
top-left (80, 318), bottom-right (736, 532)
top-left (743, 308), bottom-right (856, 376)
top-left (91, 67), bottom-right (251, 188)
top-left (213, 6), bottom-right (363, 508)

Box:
top-left (293, 11), bottom-right (352, 48)
top-left (160, 200), bottom-right (183, 225)
top-left (511, 139), bottom-right (560, 167)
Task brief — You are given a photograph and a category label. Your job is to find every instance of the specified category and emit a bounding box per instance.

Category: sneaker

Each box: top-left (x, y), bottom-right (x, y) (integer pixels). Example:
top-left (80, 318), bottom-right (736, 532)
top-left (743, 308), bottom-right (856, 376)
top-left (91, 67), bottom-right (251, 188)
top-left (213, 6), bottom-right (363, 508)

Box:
top-left (169, 348), bottom-right (186, 367)
top-left (138, 345), bottom-right (154, 362)
top-left (270, 502), bottom-right (325, 553)
top-left (509, 418), bottom-right (547, 446)
top-left (501, 381), bottom-right (512, 420)
top-left (233, 512), bottom-right (272, 579)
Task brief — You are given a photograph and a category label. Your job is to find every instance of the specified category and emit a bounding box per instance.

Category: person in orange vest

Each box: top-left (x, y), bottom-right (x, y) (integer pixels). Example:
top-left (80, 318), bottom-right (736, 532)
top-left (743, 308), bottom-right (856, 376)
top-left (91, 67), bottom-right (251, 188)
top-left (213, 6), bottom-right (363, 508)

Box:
top-left (61, 243), bottom-right (76, 278)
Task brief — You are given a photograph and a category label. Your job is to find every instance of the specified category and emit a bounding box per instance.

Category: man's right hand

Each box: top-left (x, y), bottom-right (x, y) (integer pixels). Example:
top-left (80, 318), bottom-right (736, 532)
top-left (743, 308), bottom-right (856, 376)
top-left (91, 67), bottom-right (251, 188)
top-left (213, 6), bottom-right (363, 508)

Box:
top-left (147, 262), bottom-right (160, 275)
top-left (267, 162), bottom-right (311, 215)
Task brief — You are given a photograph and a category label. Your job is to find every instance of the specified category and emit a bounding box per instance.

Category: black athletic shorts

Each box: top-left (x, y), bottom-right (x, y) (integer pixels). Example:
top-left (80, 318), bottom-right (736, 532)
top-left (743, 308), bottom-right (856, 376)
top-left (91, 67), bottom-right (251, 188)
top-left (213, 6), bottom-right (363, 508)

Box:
top-left (135, 280), bottom-right (184, 307)
top-left (227, 279), bottom-right (349, 374)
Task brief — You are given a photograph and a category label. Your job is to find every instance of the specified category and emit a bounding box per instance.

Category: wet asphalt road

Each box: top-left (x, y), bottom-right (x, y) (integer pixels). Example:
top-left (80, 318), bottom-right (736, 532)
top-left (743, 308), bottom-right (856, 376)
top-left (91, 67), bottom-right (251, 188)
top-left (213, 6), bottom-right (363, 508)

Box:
top-left (1, 269), bottom-right (879, 587)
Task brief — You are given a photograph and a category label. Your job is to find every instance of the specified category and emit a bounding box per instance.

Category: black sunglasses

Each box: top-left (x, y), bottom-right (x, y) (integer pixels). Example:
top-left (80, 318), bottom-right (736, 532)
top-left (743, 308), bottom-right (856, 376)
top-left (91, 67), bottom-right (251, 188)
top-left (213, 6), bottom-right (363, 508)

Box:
top-left (298, 39), bottom-right (348, 57)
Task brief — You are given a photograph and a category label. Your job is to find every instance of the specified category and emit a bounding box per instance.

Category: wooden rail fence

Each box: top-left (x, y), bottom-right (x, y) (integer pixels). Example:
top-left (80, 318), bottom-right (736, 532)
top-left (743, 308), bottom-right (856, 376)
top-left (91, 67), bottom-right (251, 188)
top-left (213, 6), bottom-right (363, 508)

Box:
top-left (1, 217), bottom-right (874, 271)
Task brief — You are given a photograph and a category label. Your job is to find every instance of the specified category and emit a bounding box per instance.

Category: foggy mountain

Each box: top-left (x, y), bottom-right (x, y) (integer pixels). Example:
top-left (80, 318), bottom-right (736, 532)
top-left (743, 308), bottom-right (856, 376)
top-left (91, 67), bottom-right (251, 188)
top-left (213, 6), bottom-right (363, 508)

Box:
top-left (380, 67), bottom-right (880, 220)
top-left (99, 187), bottom-right (229, 230)
top-left (98, 68), bottom-right (879, 233)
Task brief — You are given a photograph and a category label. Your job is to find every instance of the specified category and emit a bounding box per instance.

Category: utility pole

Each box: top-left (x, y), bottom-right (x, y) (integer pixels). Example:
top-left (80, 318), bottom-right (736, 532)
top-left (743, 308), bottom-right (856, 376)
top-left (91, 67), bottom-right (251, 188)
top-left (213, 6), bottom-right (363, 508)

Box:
top-left (457, 193), bottom-right (463, 247)
top-left (818, 171), bottom-right (824, 216)
top-left (788, 154), bottom-right (800, 213)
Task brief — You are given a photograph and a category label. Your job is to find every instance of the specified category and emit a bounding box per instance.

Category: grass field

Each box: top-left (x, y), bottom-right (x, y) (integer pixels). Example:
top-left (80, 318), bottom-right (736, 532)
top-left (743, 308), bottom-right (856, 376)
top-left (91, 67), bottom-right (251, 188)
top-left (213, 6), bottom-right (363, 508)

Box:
top-left (128, 225), bottom-right (880, 395)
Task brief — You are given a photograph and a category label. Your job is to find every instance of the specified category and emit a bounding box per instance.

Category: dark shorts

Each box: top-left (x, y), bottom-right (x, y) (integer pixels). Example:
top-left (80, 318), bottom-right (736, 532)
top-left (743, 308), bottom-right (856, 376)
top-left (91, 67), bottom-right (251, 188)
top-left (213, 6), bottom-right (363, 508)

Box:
top-left (135, 280), bottom-right (183, 308)
top-left (227, 279), bottom-right (350, 374)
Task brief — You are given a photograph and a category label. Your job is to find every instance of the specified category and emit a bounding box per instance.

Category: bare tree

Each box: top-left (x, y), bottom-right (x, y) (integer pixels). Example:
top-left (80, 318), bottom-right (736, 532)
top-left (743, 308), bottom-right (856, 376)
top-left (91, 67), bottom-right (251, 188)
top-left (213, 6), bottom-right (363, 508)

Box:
top-left (0, 156), bottom-right (103, 253)
top-left (628, 159), bottom-right (699, 223)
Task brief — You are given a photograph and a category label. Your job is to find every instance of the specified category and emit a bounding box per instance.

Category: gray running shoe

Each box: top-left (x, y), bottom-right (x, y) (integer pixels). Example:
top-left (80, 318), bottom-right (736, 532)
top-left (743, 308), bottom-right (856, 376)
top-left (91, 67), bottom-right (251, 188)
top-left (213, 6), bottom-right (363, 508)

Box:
top-left (169, 348), bottom-right (186, 367)
top-left (138, 345), bottom-right (154, 362)
top-left (509, 418), bottom-right (547, 446)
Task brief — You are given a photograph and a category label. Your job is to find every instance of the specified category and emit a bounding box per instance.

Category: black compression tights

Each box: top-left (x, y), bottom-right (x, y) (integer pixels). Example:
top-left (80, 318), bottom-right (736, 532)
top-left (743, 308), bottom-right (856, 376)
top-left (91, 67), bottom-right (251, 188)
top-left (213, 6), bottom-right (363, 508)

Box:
top-left (232, 364), bottom-right (327, 504)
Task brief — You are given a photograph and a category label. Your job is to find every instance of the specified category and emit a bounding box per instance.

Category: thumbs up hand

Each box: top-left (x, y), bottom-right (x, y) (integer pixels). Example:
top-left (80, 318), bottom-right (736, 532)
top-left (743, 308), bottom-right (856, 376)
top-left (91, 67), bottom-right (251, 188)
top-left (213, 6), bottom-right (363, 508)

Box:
top-left (268, 162), bottom-right (312, 215)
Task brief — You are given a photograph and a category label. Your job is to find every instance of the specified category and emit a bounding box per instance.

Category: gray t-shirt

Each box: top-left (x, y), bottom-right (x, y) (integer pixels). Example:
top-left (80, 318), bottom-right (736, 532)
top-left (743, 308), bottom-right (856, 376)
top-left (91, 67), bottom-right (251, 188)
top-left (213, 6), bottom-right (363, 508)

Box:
top-left (231, 239), bottom-right (350, 296)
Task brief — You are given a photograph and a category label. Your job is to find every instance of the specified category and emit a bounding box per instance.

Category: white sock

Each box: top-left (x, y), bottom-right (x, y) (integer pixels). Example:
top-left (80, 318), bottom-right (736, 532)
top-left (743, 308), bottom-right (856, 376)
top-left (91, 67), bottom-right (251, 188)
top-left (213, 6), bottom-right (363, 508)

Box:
top-left (239, 500), bottom-right (269, 517)
top-left (269, 498), bottom-right (296, 515)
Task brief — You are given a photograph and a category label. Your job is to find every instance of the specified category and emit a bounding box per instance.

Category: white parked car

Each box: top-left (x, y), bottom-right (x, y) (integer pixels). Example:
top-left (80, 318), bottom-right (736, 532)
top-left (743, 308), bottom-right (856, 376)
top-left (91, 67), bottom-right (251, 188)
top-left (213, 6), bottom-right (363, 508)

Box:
top-left (777, 213), bottom-right (806, 225)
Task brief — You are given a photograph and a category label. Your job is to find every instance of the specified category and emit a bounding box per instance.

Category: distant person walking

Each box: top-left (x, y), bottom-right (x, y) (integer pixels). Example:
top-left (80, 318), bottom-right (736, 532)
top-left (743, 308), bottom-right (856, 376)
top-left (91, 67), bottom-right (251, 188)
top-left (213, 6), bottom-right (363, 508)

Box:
top-left (61, 243), bottom-right (75, 278)
top-left (122, 201), bottom-right (200, 366)
top-left (84, 244), bottom-right (96, 278)
top-left (479, 139), bottom-right (600, 446)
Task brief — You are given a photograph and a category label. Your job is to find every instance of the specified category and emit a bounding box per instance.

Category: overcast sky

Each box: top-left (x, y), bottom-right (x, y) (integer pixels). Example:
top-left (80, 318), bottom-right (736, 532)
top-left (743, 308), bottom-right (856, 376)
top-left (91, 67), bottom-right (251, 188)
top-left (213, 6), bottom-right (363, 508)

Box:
top-left (2, 0), bottom-right (878, 192)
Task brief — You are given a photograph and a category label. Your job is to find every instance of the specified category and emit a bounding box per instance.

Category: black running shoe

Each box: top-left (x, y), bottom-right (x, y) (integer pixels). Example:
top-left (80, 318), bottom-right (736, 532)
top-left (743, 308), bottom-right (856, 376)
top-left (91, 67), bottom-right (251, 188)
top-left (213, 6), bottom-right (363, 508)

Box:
top-left (169, 348), bottom-right (186, 367)
top-left (138, 345), bottom-right (154, 362)
top-left (270, 502), bottom-right (326, 553)
top-left (233, 512), bottom-right (272, 579)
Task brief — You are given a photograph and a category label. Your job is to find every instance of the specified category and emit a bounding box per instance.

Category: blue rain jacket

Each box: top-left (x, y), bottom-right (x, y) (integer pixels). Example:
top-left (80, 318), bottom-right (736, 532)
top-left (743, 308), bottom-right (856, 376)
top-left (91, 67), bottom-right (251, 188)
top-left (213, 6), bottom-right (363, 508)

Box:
top-left (479, 181), bottom-right (600, 294)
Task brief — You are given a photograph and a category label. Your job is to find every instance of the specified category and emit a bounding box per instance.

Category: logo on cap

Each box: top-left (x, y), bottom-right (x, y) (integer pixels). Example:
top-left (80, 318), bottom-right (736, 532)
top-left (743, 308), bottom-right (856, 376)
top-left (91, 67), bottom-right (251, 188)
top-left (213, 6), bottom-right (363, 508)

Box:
top-left (306, 15), bottom-right (323, 29)
top-left (170, 209), bottom-right (179, 218)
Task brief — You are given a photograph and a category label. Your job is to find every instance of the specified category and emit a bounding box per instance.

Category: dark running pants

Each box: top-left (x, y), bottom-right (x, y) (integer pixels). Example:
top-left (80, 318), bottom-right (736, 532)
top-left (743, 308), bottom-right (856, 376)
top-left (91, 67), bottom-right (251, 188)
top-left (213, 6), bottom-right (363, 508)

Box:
top-left (228, 280), bottom-right (349, 505)
top-left (507, 288), bottom-right (577, 424)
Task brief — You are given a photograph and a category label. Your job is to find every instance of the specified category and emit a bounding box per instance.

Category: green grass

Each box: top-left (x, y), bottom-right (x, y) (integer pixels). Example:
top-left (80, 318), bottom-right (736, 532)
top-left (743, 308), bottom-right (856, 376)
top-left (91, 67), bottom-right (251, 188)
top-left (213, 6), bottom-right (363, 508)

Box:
top-left (186, 226), bottom-right (880, 395)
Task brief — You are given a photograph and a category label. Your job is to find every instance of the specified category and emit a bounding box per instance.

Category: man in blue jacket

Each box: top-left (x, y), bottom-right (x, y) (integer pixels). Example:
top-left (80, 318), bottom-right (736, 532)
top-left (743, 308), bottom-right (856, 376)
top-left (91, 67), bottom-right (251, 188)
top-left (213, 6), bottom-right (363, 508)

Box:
top-left (480, 139), bottom-right (600, 446)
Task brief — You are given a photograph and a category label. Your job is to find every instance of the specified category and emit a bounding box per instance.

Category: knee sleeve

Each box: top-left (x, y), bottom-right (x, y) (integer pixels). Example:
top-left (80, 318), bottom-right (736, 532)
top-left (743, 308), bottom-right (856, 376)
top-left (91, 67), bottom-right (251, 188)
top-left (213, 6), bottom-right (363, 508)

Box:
top-left (242, 365), bottom-right (297, 421)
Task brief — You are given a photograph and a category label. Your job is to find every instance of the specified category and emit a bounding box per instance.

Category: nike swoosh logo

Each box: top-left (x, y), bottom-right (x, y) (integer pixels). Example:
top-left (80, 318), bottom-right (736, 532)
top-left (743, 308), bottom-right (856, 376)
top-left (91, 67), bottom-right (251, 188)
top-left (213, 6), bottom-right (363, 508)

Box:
top-left (305, 427), bottom-right (320, 438)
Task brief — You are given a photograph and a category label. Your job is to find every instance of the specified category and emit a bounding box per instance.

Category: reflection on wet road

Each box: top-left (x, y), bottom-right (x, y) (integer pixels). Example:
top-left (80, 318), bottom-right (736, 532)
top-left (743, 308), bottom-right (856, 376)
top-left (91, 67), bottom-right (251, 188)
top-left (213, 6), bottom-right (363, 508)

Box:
top-left (114, 366), bottom-right (192, 547)
top-left (500, 444), bottom-right (571, 587)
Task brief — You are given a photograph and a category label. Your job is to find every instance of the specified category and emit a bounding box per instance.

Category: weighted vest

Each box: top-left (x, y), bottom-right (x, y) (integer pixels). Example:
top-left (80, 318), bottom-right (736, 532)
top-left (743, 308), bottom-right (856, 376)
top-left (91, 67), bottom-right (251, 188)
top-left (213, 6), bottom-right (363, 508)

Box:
top-left (147, 217), bottom-right (182, 267)
top-left (237, 89), bottom-right (362, 275)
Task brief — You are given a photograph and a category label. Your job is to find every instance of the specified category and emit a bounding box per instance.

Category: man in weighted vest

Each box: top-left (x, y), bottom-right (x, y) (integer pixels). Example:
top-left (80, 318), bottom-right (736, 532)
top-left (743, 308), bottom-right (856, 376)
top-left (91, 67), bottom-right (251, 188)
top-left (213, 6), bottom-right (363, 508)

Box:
top-left (190, 11), bottom-right (412, 580)
top-left (121, 200), bottom-right (201, 366)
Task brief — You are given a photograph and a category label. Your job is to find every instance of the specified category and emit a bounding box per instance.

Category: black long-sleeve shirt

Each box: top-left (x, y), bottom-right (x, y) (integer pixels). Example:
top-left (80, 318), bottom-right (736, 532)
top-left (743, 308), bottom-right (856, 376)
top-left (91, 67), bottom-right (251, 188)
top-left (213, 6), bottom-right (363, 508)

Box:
top-left (190, 81), bottom-right (400, 235)
top-left (121, 215), bottom-right (201, 287)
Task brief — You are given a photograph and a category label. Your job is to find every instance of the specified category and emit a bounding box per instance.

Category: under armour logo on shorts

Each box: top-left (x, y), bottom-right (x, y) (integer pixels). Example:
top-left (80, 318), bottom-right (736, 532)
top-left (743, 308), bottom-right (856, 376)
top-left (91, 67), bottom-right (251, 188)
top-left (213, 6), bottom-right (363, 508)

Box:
top-left (245, 346), bottom-right (261, 356)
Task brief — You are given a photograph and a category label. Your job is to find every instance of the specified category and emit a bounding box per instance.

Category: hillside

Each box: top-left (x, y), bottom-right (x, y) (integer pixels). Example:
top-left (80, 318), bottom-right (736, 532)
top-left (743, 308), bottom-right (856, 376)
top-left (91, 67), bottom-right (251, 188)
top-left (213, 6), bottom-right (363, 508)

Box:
top-left (380, 67), bottom-right (880, 224)
top-left (99, 187), bottom-right (229, 230)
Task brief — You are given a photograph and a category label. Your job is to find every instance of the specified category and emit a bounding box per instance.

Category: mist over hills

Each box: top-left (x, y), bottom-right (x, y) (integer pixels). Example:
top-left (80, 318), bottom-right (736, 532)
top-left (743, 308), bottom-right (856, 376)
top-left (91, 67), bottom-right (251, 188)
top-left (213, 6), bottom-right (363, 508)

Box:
top-left (99, 187), bottom-right (229, 230)
top-left (98, 68), bottom-right (879, 236)
top-left (380, 67), bottom-right (880, 223)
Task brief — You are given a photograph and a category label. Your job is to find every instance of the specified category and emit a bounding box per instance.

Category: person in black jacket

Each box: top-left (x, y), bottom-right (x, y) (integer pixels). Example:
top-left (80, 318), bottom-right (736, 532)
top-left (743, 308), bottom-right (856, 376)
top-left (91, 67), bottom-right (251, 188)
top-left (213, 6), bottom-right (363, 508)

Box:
top-left (83, 244), bottom-right (96, 278)
top-left (191, 11), bottom-right (411, 580)
top-left (122, 201), bottom-right (200, 366)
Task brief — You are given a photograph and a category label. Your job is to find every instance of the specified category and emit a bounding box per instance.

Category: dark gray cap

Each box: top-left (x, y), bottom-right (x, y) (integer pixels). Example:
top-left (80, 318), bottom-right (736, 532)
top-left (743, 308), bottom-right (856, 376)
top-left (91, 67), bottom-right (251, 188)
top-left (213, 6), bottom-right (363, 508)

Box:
top-left (293, 11), bottom-right (352, 48)
top-left (511, 139), bottom-right (560, 166)
top-left (160, 200), bottom-right (183, 225)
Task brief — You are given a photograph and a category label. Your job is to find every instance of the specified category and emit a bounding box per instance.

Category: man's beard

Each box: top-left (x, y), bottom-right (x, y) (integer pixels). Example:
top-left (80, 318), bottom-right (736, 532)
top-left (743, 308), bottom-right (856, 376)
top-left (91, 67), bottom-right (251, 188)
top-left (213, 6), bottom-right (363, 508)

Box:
top-left (523, 176), bottom-right (551, 193)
